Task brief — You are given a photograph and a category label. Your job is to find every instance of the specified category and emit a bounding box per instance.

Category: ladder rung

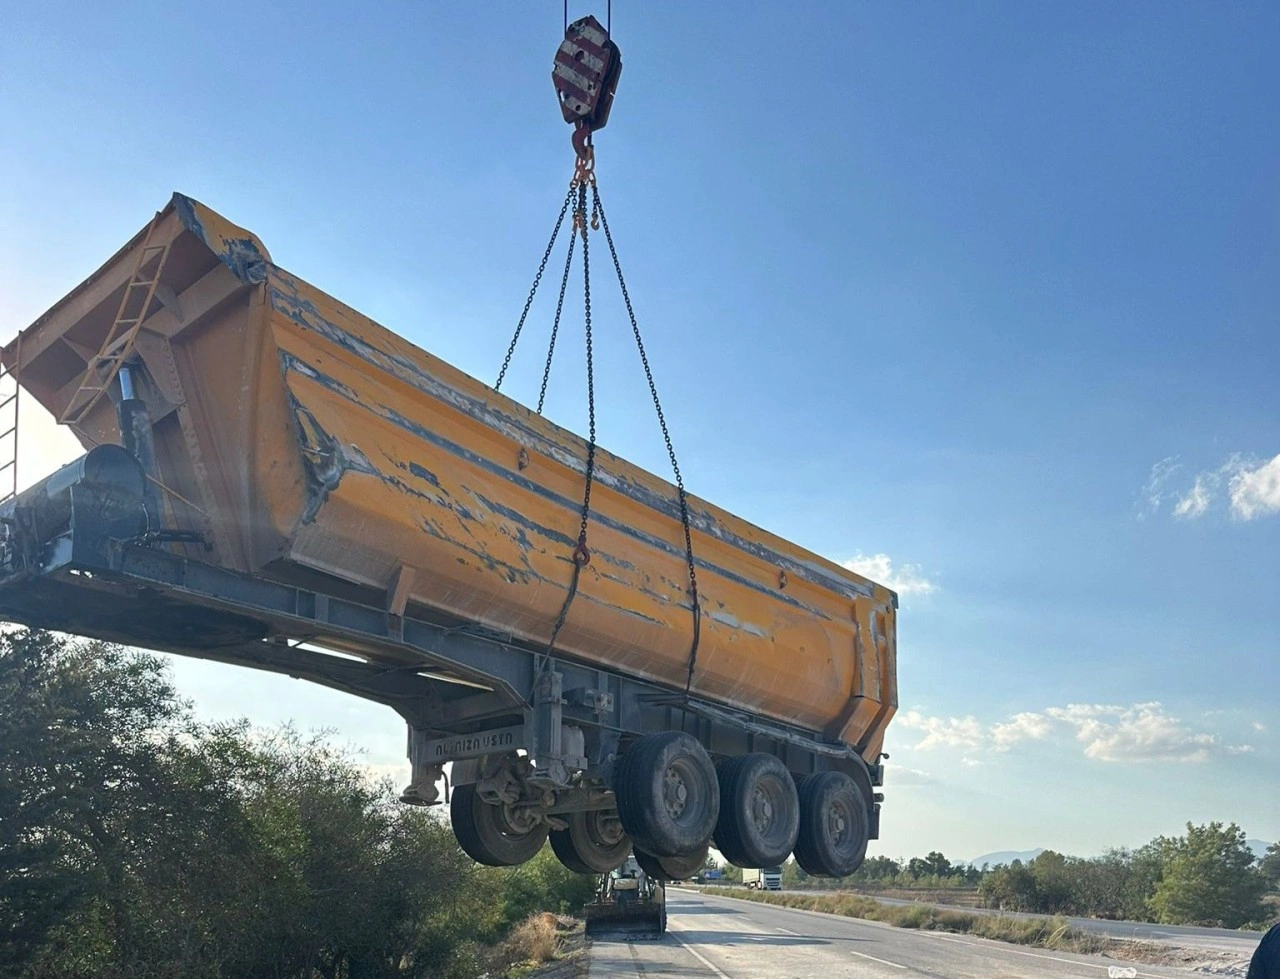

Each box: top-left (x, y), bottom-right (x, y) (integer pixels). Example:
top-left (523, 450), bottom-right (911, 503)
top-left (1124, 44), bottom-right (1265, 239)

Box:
top-left (102, 333), bottom-right (137, 352)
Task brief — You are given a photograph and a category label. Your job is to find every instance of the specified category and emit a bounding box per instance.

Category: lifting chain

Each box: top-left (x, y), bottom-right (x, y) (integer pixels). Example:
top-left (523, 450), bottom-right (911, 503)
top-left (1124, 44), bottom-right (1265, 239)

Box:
top-left (505, 15), bottom-right (701, 691)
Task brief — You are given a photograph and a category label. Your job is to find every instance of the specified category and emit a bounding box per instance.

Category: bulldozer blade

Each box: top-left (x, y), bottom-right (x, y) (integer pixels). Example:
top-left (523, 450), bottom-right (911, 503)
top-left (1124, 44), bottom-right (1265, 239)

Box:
top-left (583, 898), bottom-right (666, 939)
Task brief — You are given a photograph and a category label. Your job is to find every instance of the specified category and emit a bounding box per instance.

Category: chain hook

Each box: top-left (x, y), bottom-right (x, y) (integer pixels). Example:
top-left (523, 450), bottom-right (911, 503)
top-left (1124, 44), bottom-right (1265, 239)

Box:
top-left (571, 125), bottom-right (597, 190)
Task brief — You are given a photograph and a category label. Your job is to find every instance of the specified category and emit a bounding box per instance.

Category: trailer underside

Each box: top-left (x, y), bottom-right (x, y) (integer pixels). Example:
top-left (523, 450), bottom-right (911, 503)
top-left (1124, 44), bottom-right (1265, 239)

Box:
top-left (0, 460), bottom-right (881, 875)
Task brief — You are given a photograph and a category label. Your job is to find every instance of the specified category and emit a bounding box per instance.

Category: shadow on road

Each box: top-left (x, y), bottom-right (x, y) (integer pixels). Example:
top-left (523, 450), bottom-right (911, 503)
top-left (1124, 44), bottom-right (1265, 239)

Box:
top-left (665, 904), bottom-right (745, 915)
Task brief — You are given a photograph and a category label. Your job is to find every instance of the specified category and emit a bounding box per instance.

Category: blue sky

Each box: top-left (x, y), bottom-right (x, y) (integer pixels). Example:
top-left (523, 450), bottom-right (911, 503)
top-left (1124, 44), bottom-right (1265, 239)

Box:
top-left (2, 2), bottom-right (1277, 861)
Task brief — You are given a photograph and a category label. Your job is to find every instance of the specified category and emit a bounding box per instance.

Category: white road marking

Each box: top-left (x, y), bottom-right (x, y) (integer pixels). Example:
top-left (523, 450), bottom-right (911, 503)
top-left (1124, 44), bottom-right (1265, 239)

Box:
top-left (776, 926), bottom-right (799, 935)
top-left (668, 931), bottom-right (733, 979)
top-left (847, 949), bottom-right (907, 970)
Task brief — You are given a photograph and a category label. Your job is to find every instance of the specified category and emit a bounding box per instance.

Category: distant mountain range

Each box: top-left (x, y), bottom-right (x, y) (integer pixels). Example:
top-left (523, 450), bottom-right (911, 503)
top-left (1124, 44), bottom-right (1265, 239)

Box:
top-left (966, 840), bottom-right (1274, 868)
top-left (966, 848), bottom-right (1045, 868)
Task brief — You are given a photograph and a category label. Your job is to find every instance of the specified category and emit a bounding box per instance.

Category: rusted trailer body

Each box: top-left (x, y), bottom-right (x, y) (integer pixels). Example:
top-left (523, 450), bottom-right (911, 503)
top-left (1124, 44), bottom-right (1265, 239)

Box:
top-left (0, 195), bottom-right (898, 876)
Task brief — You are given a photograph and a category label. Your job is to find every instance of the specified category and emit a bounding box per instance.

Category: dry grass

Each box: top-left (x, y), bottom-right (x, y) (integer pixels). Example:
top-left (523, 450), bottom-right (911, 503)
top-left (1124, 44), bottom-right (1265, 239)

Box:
top-left (489, 912), bottom-right (577, 977)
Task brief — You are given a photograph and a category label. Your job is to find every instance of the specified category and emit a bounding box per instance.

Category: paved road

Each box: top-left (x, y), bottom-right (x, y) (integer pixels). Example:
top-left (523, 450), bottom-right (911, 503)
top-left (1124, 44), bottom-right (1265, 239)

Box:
top-left (791, 889), bottom-right (1263, 955)
top-left (587, 887), bottom-right (1252, 979)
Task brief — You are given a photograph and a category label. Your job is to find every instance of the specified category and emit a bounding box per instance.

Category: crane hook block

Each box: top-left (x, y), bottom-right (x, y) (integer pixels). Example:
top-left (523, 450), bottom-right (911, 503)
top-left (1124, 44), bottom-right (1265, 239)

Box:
top-left (553, 15), bottom-right (622, 144)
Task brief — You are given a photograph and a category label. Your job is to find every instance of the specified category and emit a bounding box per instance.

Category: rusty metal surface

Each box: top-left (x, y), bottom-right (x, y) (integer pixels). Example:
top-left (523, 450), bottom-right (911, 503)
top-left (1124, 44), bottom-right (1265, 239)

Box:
top-left (3, 195), bottom-right (898, 758)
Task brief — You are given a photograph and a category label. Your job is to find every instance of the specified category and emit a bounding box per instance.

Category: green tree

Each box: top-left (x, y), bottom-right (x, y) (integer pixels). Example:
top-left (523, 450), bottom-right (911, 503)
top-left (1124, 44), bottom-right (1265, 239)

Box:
top-left (855, 855), bottom-right (904, 881)
top-left (907, 851), bottom-right (953, 880)
top-left (1260, 843), bottom-right (1280, 890)
top-left (1148, 822), bottom-right (1268, 927)
top-left (1030, 850), bottom-right (1074, 914)
top-left (979, 859), bottom-right (1038, 911)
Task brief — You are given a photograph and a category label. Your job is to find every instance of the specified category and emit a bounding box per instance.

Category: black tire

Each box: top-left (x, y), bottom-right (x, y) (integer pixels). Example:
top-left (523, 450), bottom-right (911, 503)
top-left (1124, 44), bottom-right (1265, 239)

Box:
top-left (549, 808), bottom-right (631, 874)
top-left (791, 771), bottom-right (869, 878)
top-left (615, 732), bottom-right (719, 858)
top-left (711, 755), bottom-right (746, 865)
top-left (633, 844), bottom-right (709, 882)
top-left (714, 753), bottom-right (800, 869)
top-left (450, 782), bottom-right (549, 867)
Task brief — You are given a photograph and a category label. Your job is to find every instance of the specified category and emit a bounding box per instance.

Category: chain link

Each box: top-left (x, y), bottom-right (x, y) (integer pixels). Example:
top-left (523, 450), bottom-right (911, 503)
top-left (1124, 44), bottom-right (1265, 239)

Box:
top-left (591, 184), bottom-right (702, 691)
top-left (495, 186), bottom-right (575, 393)
top-left (536, 216), bottom-right (578, 414)
top-left (543, 181), bottom-right (596, 658)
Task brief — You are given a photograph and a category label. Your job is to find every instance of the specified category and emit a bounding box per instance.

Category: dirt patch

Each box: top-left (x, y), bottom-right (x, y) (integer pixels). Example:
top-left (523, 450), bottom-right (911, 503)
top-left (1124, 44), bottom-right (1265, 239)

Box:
top-left (1103, 941), bottom-right (1251, 977)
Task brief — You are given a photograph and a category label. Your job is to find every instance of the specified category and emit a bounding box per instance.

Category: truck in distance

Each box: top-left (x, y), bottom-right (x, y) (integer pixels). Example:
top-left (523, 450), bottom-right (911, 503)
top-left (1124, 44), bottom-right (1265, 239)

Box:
top-left (742, 867), bottom-right (784, 891)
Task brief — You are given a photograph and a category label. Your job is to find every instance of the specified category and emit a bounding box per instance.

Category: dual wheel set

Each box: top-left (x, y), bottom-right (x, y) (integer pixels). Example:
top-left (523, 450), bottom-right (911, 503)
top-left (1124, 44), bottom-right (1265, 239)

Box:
top-left (450, 731), bottom-right (870, 880)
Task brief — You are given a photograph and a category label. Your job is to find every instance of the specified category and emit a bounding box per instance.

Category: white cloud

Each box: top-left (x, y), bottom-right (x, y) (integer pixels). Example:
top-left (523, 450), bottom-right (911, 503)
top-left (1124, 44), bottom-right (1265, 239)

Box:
top-left (890, 767), bottom-right (937, 786)
top-left (1253, 721), bottom-right (1267, 734)
top-left (896, 709), bottom-right (984, 750)
top-left (842, 554), bottom-right (936, 596)
top-left (990, 712), bottom-right (1052, 750)
top-left (1173, 475), bottom-right (1213, 519)
top-left (1141, 456), bottom-right (1182, 517)
top-left (1229, 454), bottom-right (1280, 520)
top-left (900, 702), bottom-right (1243, 765)
top-left (1044, 703), bottom-right (1219, 763)
top-left (1146, 452), bottom-right (1280, 521)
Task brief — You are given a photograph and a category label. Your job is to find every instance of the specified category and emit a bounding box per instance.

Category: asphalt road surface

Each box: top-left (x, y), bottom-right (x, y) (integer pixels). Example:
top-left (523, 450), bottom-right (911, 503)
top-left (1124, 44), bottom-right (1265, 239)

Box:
top-left (797, 890), bottom-right (1263, 955)
top-left (587, 888), bottom-right (1248, 979)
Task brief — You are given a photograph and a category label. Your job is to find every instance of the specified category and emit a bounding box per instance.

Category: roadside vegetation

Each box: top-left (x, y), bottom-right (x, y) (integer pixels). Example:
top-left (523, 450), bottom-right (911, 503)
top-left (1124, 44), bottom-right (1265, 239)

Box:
top-left (0, 629), bottom-right (593, 979)
top-left (721, 834), bottom-right (1279, 930)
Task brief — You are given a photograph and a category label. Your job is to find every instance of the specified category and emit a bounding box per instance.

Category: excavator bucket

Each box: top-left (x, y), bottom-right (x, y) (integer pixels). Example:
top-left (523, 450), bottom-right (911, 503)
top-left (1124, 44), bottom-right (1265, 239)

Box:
top-left (583, 858), bottom-right (667, 939)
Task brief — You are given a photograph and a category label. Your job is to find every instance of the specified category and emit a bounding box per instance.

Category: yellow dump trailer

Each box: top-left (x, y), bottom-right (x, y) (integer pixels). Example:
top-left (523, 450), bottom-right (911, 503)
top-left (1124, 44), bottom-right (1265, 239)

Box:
top-left (0, 195), bottom-right (897, 878)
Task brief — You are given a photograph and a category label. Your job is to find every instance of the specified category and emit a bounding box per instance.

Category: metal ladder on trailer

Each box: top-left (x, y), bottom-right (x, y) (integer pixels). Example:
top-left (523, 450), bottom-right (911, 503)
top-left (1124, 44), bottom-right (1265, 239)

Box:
top-left (0, 344), bottom-right (18, 505)
top-left (59, 213), bottom-right (172, 425)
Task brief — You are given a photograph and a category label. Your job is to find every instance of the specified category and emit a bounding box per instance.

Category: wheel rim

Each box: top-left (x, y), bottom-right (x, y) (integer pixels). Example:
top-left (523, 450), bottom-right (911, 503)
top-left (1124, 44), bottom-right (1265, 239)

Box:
top-left (503, 803), bottom-right (540, 836)
top-left (821, 786), bottom-right (863, 863)
top-left (586, 809), bottom-right (626, 848)
top-left (662, 758), bottom-right (703, 827)
top-left (749, 777), bottom-right (783, 837)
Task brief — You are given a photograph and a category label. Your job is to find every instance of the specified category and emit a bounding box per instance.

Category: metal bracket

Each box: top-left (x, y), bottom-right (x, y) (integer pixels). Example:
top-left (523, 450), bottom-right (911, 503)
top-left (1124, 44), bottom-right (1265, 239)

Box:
top-left (566, 686), bottom-right (614, 714)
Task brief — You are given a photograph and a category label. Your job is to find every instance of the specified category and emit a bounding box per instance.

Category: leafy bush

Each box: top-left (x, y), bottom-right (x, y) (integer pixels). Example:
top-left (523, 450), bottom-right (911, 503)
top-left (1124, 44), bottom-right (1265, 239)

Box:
top-left (0, 630), bottom-right (595, 979)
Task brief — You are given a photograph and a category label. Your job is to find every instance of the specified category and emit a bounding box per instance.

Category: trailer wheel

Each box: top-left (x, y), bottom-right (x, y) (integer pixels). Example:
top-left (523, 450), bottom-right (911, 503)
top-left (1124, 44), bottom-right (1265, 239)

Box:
top-left (714, 752), bottom-right (800, 868)
top-left (792, 771), bottom-right (869, 877)
top-left (633, 843), bottom-right (709, 882)
top-left (549, 809), bottom-right (631, 874)
top-left (615, 731), bottom-right (719, 857)
top-left (450, 782), bottom-right (549, 867)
